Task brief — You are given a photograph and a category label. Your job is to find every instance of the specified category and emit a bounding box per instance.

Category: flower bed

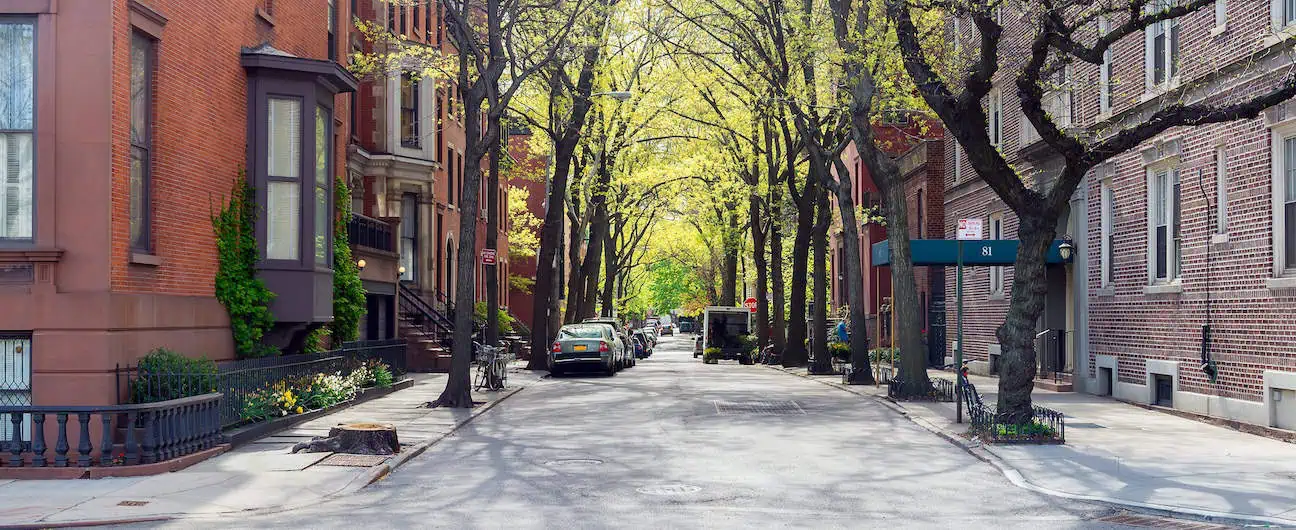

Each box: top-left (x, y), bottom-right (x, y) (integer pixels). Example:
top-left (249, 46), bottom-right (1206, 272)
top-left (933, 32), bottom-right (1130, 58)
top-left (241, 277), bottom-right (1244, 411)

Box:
top-left (239, 359), bottom-right (395, 422)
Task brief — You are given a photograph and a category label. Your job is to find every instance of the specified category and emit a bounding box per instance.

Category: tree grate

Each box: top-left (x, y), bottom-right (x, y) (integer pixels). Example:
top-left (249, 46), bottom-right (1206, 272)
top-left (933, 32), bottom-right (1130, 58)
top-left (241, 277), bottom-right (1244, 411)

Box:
top-left (1096, 513), bottom-right (1234, 529)
top-left (714, 400), bottom-right (805, 415)
top-left (315, 453), bottom-right (391, 467)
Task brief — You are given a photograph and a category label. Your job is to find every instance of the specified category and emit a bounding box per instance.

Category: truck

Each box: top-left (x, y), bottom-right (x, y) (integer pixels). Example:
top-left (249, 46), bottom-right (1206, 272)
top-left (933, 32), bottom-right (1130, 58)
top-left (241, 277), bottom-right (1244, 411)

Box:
top-left (701, 306), bottom-right (754, 364)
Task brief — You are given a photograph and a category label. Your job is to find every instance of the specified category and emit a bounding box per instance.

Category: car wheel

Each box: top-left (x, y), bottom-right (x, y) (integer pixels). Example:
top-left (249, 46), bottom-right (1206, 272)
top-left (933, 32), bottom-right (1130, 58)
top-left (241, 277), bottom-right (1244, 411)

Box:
top-left (550, 366), bottom-right (563, 377)
top-left (605, 361), bottom-right (617, 376)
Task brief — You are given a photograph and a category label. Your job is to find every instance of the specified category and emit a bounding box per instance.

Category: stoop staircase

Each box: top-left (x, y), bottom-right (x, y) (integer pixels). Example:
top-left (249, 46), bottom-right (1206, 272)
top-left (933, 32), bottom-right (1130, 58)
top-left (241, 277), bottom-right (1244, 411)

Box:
top-left (397, 283), bottom-right (455, 372)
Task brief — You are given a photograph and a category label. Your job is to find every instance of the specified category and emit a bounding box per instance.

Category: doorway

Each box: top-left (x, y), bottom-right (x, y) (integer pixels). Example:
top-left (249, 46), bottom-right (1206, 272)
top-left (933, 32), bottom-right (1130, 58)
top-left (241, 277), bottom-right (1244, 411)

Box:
top-left (1098, 367), bottom-right (1113, 396)
top-left (1154, 374), bottom-right (1174, 407)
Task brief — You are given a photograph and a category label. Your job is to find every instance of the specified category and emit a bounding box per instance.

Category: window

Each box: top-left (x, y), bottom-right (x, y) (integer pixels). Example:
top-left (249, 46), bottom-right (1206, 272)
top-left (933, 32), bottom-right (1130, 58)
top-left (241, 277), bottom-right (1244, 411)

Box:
top-left (400, 74), bottom-right (419, 148)
top-left (314, 106), bottom-right (331, 266)
top-left (130, 32), bottom-right (155, 251)
top-left (457, 151), bottom-right (464, 206)
top-left (327, 0), bottom-right (337, 61)
top-left (1282, 0), bottom-right (1296, 28)
top-left (1216, 147), bottom-right (1228, 235)
top-left (399, 2), bottom-right (406, 34)
top-left (0, 20), bottom-right (35, 241)
top-left (436, 2), bottom-right (443, 46)
top-left (400, 193), bottom-right (417, 282)
top-left (990, 213), bottom-right (1004, 295)
top-left (349, 92), bottom-right (357, 140)
top-left (916, 191), bottom-right (925, 239)
top-left (1146, 1), bottom-right (1180, 90)
top-left (1099, 16), bottom-right (1112, 114)
top-left (988, 88), bottom-right (1002, 147)
top-left (267, 97), bottom-right (302, 260)
top-left (446, 152), bottom-right (455, 206)
top-left (1149, 167), bottom-right (1181, 281)
top-left (445, 239), bottom-right (454, 295)
top-left (425, 0), bottom-right (433, 40)
top-left (1215, 0), bottom-right (1227, 29)
top-left (1281, 136), bottom-right (1296, 272)
top-left (953, 141), bottom-right (963, 183)
top-left (1100, 178), bottom-right (1114, 287)
top-left (435, 89), bottom-right (445, 162)
top-left (0, 334), bottom-right (32, 442)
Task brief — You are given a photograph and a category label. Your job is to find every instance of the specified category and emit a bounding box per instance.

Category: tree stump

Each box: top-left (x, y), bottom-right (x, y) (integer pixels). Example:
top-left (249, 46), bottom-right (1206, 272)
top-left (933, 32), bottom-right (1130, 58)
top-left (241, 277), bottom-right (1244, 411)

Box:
top-left (290, 423), bottom-right (400, 455)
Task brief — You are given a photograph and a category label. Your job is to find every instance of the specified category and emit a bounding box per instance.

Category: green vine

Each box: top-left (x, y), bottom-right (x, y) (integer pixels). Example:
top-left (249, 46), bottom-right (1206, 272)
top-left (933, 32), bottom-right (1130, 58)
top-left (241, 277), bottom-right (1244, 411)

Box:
top-left (212, 172), bottom-right (278, 358)
top-left (330, 175), bottom-right (366, 343)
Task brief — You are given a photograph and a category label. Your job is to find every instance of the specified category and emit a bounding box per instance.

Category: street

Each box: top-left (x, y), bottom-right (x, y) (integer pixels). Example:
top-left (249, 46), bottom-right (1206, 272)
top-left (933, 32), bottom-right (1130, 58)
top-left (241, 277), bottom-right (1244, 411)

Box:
top-left (130, 336), bottom-right (1165, 529)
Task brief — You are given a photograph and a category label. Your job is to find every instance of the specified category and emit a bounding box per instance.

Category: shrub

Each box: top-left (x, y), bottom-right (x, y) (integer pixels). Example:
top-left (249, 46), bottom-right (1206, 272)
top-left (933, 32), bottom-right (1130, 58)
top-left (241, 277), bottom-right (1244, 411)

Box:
top-left (828, 342), bottom-right (852, 362)
top-left (131, 348), bottom-right (219, 403)
top-left (331, 175), bottom-right (367, 343)
top-left (703, 347), bottom-right (722, 364)
top-left (372, 362), bottom-right (394, 388)
top-left (869, 347), bottom-right (898, 364)
top-left (474, 302), bottom-right (516, 335)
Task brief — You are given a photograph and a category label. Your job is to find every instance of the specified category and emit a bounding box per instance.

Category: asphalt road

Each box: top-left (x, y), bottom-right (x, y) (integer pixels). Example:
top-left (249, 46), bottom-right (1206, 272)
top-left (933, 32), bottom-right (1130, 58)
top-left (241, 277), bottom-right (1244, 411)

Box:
top-left (132, 334), bottom-right (1158, 529)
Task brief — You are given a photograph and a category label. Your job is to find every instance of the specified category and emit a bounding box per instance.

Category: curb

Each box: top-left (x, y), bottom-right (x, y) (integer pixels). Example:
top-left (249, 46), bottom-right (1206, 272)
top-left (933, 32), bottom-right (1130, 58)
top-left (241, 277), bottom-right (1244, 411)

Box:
top-left (763, 365), bottom-right (1296, 528)
top-left (7, 384), bottom-right (527, 529)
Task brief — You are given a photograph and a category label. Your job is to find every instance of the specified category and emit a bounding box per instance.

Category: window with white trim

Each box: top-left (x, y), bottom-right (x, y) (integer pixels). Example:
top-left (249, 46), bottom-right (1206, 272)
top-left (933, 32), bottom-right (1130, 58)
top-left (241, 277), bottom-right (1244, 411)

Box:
top-left (1215, 0), bottom-right (1227, 29)
top-left (266, 97), bottom-right (302, 260)
top-left (1148, 166), bottom-right (1181, 282)
top-left (1100, 177), bottom-right (1114, 288)
top-left (988, 88), bottom-right (1002, 147)
top-left (1021, 68), bottom-right (1072, 146)
top-left (1099, 16), bottom-right (1112, 115)
top-left (990, 212), bottom-right (1004, 295)
top-left (1145, 1), bottom-right (1180, 90)
top-left (1277, 132), bottom-right (1296, 274)
top-left (1278, 0), bottom-right (1296, 29)
top-left (1215, 146), bottom-right (1228, 235)
top-left (0, 20), bottom-right (35, 241)
top-left (953, 141), bottom-right (963, 184)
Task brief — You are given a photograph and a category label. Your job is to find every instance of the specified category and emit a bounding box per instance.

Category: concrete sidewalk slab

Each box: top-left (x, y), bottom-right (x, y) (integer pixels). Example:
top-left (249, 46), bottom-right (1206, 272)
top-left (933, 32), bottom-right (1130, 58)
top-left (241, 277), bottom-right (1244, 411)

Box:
top-left (0, 368), bottom-right (543, 528)
top-left (769, 364), bottom-right (1296, 527)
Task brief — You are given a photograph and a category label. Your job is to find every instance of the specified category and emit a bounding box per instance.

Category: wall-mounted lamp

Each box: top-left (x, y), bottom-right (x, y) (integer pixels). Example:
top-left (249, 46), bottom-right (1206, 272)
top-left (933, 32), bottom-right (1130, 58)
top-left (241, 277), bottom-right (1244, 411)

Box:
top-left (356, 259), bottom-right (367, 271)
top-left (1058, 236), bottom-right (1075, 263)
top-left (398, 265), bottom-right (407, 276)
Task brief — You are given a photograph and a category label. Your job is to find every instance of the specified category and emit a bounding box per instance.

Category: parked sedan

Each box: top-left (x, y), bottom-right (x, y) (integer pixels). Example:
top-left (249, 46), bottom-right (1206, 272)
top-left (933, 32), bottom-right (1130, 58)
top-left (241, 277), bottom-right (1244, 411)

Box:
top-left (659, 324), bottom-right (674, 336)
top-left (550, 324), bottom-right (619, 376)
top-left (642, 327), bottom-right (658, 347)
top-left (632, 330), bottom-right (653, 358)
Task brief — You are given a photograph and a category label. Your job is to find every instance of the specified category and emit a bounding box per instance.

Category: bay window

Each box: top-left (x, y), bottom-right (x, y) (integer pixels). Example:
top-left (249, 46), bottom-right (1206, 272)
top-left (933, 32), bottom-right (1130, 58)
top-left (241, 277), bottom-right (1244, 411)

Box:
top-left (0, 19), bottom-right (34, 241)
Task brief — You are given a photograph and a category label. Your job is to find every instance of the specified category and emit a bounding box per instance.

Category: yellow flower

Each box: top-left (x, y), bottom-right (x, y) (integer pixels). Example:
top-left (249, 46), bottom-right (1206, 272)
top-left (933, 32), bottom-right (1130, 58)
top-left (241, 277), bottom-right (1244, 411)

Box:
top-left (295, 406), bottom-right (304, 414)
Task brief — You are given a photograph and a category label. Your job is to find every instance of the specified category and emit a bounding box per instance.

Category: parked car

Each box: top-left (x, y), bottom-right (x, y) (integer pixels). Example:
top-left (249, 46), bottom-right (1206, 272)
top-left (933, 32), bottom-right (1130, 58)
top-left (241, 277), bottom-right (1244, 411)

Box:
top-left (550, 324), bottom-right (619, 376)
top-left (583, 318), bottom-right (635, 369)
top-left (660, 324), bottom-right (674, 336)
top-left (693, 335), bottom-right (704, 358)
top-left (642, 327), bottom-right (658, 347)
top-left (678, 321), bottom-right (694, 333)
top-left (632, 330), bottom-right (653, 358)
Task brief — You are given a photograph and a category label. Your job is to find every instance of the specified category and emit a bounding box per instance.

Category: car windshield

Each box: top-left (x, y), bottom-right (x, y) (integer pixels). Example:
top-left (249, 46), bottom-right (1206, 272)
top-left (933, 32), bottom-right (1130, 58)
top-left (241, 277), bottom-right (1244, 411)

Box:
top-left (558, 326), bottom-right (604, 339)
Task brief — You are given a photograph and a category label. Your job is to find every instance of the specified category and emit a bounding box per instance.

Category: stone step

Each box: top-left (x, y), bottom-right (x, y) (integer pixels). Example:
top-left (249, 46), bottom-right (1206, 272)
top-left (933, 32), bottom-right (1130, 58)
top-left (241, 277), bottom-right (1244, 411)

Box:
top-left (1035, 379), bottom-right (1074, 392)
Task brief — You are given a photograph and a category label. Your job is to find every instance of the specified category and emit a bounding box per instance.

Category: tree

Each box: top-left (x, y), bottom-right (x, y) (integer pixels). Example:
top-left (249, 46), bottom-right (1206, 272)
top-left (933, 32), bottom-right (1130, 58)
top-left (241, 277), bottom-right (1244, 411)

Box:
top-left (890, 0), bottom-right (1296, 422)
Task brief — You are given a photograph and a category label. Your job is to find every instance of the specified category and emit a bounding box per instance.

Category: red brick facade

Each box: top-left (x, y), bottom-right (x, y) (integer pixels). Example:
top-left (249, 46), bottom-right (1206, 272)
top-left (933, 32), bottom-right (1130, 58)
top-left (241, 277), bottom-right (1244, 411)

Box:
top-left (944, 2), bottom-right (1296, 427)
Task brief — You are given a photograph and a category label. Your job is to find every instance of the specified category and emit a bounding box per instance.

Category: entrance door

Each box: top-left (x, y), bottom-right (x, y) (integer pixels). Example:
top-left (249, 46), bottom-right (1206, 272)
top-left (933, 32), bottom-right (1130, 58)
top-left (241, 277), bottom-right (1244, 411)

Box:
top-left (1037, 266), bottom-right (1069, 375)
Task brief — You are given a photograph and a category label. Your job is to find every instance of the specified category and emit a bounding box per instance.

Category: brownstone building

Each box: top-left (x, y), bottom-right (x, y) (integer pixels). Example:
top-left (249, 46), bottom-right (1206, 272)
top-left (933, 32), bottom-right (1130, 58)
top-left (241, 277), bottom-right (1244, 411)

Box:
top-left (944, 2), bottom-right (1296, 428)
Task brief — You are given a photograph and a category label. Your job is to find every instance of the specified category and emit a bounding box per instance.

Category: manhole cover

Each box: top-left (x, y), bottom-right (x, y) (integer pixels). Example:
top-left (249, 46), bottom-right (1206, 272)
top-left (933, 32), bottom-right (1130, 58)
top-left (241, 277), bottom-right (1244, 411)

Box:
top-left (316, 454), bottom-right (391, 467)
top-left (1067, 422), bottom-right (1106, 429)
top-left (636, 484), bottom-right (701, 495)
top-left (715, 400), bottom-right (805, 415)
top-left (544, 458), bottom-right (604, 467)
top-left (117, 500), bottom-right (149, 507)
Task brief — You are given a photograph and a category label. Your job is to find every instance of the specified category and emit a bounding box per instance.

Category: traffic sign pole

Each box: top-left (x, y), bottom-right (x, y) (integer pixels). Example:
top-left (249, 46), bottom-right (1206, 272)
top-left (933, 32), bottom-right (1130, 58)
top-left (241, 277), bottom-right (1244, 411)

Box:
top-left (956, 239), bottom-right (963, 424)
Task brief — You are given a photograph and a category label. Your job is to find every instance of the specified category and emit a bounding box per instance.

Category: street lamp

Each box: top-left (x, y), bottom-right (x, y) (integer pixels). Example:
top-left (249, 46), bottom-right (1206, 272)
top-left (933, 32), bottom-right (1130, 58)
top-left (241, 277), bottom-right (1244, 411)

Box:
top-left (1058, 236), bottom-right (1075, 262)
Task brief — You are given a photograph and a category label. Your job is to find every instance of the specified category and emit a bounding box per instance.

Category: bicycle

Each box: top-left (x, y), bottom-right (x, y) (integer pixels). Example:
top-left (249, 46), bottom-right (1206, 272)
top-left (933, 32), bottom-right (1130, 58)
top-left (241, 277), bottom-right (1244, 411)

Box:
top-left (473, 342), bottom-right (513, 391)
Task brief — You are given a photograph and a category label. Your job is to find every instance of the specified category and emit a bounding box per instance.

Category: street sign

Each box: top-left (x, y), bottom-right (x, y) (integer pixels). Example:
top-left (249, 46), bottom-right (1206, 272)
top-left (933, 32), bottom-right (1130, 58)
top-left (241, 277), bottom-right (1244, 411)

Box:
top-left (743, 297), bottom-right (758, 313)
top-left (480, 248), bottom-right (497, 265)
top-left (957, 218), bottom-right (983, 240)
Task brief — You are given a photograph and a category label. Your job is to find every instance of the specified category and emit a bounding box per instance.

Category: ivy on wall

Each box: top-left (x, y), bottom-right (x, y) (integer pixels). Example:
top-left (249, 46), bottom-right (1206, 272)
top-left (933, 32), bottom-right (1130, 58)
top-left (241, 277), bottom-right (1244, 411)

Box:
top-left (212, 172), bottom-right (278, 358)
top-left (330, 174), bottom-right (366, 343)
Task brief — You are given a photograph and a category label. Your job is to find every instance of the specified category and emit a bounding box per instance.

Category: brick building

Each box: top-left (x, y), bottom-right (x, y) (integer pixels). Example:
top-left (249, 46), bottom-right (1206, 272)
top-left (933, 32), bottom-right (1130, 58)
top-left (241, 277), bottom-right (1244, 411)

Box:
top-left (944, 2), bottom-right (1296, 429)
top-left (0, 0), bottom-right (363, 412)
top-left (830, 118), bottom-right (945, 360)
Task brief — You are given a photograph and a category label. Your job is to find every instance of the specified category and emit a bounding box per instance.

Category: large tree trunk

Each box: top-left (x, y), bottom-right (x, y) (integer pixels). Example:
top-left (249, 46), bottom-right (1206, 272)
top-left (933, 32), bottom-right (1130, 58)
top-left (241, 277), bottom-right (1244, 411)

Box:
top-left (563, 207), bottom-right (585, 324)
top-left (876, 163), bottom-right (930, 397)
top-left (750, 196), bottom-right (770, 353)
top-left (485, 122), bottom-right (502, 347)
top-left (996, 214), bottom-right (1052, 424)
top-left (783, 178), bottom-right (814, 368)
top-left (720, 213), bottom-right (739, 306)
top-left (770, 189), bottom-right (787, 356)
top-left (577, 207), bottom-right (607, 321)
top-left (830, 158), bottom-right (874, 384)
top-left (600, 228), bottom-right (616, 316)
top-left (809, 191), bottom-right (832, 374)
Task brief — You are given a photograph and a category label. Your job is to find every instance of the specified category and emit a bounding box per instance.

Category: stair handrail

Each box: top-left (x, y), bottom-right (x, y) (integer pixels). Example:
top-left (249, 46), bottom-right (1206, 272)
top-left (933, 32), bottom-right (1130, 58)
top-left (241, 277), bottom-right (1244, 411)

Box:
top-left (398, 284), bottom-right (453, 336)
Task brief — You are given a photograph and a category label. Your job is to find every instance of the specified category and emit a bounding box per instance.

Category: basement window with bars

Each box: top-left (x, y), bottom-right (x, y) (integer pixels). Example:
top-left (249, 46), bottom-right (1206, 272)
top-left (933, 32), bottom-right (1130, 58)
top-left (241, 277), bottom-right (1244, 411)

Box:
top-left (0, 334), bottom-right (32, 442)
top-left (0, 19), bottom-right (34, 242)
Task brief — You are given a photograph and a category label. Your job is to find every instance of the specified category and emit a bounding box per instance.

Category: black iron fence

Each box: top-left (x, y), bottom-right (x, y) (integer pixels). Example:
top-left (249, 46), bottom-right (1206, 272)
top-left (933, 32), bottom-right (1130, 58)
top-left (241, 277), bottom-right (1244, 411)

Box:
top-left (348, 213), bottom-right (395, 252)
top-left (962, 379), bottom-right (1065, 444)
top-left (886, 374), bottom-right (955, 402)
top-left (0, 393), bottom-right (222, 468)
top-left (120, 340), bottom-right (407, 428)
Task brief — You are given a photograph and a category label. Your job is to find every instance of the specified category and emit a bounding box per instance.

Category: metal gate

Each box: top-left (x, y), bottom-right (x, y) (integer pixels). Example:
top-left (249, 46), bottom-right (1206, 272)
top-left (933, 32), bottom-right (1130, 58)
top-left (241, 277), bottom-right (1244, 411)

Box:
top-left (0, 333), bottom-right (32, 440)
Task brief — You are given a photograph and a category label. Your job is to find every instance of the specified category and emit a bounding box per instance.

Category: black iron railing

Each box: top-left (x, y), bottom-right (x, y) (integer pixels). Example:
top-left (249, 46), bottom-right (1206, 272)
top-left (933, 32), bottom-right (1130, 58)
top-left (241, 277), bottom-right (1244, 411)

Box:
top-left (962, 379), bottom-right (1065, 444)
top-left (120, 340), bottom-right (407, 428)
top-left (399, 284), bottom-right (454, 340)
top-left (886, 374), bottom-right (955, 402)
top-left (0, 393), bottom-right (222, 468)
top-left (348, 213), bottom-right (395, 253)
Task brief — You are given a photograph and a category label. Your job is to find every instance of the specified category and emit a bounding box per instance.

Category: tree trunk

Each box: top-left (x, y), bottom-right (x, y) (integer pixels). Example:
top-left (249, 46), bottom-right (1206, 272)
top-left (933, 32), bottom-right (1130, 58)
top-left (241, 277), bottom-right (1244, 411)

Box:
top-left (485, 122), bottom-right (502, 347)
top-left (290, 423), bottom-right (400, 455)
top-left (877, 163), bottom-right (930, 398)
top-left (563, 208), bottom-right (585, 324)
top-left (600, 228), bottom-right (616, 316)
top-left (720, 213), bottom-right (739, 306)
top-left (750, 196), bottom-right (770, 353)
top-left (770, 189), bottom-right (787, 356)
top-left (809, 191), bottom-right (832, 374)
top-left (577, 206), bottom-right (607, 321)
top-left (830, 158), bottom-right (874, 384)
top-left (995, 214), bottom-right (1052, 424)
top-left (783, 178), bottom-right (814, 368)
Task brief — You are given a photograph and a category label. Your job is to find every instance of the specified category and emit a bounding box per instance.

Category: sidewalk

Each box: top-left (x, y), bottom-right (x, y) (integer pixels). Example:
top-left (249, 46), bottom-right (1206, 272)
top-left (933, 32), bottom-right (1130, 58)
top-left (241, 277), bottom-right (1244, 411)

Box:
top-left (772, 365), bottom-right (1296, 527)
top-left (0, 367), bottom-right (541, 528)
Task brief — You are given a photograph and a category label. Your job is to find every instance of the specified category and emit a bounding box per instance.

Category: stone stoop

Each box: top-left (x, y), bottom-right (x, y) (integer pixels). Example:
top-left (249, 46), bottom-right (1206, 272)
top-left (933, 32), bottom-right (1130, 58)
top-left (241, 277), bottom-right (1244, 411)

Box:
top-left (399, 320), bottom-right (452, 373)
top-left (1035, 373), bottom-right (1074, 392)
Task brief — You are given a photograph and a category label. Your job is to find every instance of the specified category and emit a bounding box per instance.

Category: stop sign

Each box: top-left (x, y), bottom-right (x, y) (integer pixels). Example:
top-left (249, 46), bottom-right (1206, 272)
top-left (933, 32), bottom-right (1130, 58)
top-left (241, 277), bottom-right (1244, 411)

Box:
top-left (743, 297), bottom-right (758, 312)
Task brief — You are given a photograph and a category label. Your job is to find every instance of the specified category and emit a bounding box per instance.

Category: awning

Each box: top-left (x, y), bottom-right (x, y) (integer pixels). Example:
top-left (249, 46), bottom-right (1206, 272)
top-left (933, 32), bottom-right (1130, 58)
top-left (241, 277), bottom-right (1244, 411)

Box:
top-left (871, 239), bottom-right (1070, 267)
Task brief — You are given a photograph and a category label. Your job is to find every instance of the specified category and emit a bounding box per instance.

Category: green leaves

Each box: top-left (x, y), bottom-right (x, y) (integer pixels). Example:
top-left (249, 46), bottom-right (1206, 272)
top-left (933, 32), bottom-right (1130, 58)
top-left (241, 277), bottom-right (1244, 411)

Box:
top-left (212, 172), bottom-right (277, 359)
top-left (330, 175), bottom-right (366, 343)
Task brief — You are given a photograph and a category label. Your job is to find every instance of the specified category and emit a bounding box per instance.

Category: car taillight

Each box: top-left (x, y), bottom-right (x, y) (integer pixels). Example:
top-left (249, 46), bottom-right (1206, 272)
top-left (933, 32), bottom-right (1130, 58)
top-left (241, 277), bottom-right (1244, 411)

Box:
top-left (551, 342), bottom-right (561, 353)
top-left (599, 341), bottom-right (610, 352)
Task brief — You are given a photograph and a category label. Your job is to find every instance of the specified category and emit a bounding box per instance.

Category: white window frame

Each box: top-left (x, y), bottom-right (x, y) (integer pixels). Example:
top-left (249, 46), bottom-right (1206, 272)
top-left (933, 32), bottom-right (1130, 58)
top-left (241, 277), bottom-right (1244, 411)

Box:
top-left (990, 212), bottom-right (1005, 295)
top-left (0, 19), bottom-right (35, 242)
top-left (1215, 146), bottom-right (1229, 236)
top-left (1214, 0), bottom-right (1227, 31)
top-left (988, 88), bottom-right (1002, 147)
top-left (953, 140), bottom-right (963, 184)
top-left (1144, 1), bottom-right (1180, 92)
top-left (1100, 175), bottom-right (1115, 288)
top-left (1146, 164), bottom-right (1181, 284)
top-left (1273, 0), bottom-right (1296, 31)
top-left (1099, 16), bottom-right (1112, 115)
top-left (388, 72), bottom-right (436, 160)
top-left (1271, 122), bottom-right (1296, 278)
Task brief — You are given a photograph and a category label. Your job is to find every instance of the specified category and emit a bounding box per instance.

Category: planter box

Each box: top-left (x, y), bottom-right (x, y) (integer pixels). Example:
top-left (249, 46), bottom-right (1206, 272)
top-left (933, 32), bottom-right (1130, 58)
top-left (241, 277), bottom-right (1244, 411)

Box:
top-left (223, 378), bottom-right (414, 448)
